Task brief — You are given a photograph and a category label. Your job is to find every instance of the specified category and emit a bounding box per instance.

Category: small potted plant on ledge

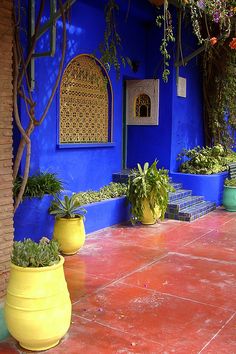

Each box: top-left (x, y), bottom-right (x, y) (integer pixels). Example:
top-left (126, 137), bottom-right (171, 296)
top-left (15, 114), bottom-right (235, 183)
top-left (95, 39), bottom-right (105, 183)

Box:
top-left (223, 178), bottom-right (236, 211)
top-left (4, 238), bottom-right (71, 351)
top-left (49, 194), bottom-right (87, 255)
top-left (126, 161), bottom-right (174, 225)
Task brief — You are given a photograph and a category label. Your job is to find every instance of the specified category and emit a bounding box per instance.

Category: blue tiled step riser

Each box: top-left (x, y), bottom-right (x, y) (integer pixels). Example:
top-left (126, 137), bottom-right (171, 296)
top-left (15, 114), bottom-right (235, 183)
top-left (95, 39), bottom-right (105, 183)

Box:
top-left (168, 190), bottom-right (192, 202)
top-left (167, 196), bottom-right (204, 213)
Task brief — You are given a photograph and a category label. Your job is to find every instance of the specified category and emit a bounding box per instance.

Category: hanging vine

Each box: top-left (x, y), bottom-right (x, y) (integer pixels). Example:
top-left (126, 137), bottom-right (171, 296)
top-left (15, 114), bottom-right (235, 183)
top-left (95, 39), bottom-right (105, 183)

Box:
top-left (202, 43), bottom-right (236, 148)
top-left (99, 0), bottom-right (132, 79)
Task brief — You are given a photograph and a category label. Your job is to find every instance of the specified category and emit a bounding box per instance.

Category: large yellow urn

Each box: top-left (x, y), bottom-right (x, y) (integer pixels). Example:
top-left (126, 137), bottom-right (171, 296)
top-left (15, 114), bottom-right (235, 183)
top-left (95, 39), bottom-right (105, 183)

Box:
top-left (4, 256), bottom-right (71, 351)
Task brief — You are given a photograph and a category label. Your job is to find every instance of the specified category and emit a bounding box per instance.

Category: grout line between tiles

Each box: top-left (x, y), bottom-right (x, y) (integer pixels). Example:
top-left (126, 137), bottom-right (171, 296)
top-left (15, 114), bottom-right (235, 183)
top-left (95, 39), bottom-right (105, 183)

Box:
top-left (197, 312), bottom-right (236, 353)
top-left (181, 229), bottom-right (214, 247)
top-left (72, 314), bottom-right (164, 346)
top-left (169, 251), bottom-right (236, 265)
top-left (72, 253), bottom-right (170, 306)
top-left (115, 281), bottom-right (236, 312)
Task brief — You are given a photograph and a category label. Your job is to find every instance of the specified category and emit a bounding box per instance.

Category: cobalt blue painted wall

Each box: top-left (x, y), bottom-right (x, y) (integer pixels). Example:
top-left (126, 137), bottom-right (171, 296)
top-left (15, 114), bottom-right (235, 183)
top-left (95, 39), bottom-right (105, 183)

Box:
top-left (170, 26), bottom-right (204, 172)
top-left (17, 1), bottom-right (204, 192)
top-left (127, 22), bottom-right (173, 170)
top-left (18, 0), bottom-right (155, 193)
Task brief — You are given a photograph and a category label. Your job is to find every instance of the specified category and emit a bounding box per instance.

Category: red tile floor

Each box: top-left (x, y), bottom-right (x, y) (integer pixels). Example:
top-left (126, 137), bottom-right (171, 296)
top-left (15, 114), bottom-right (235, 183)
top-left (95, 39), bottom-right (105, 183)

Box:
top-left (1, 208), bottom-right (236, 353)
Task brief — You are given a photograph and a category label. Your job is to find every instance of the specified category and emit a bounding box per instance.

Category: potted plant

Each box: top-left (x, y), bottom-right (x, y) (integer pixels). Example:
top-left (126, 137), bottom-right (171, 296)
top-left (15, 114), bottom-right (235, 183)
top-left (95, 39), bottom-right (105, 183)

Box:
top-left (126, 161), bottom-right (174, 225)
top-left (223, 178), bottom-right (236, 211)
top-left (49, 194), bottom-right (87, 255)
top-left (4, 238), bottom-right (71, 351)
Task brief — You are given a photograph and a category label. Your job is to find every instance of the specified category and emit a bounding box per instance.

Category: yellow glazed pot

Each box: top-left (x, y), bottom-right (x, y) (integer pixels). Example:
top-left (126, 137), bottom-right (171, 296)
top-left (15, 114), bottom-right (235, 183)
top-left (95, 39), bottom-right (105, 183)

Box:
top-left (53, 217), bottom-right (85, 255)
top-left (140, 198), bottom-right (161, 225)
top-left (4, 256), bottom-right (71, 351)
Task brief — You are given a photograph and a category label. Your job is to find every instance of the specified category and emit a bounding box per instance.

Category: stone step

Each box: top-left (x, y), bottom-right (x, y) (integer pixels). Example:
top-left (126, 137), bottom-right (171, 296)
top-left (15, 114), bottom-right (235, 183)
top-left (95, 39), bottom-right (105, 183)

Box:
top-left (167, 195), bottom-right (204, 213)
top-left (178, 201), bottom-right (216, 222)
top-left (168, 189), bottom-right (192, 202)
top-left (170, 182), bottom-right (182, 190)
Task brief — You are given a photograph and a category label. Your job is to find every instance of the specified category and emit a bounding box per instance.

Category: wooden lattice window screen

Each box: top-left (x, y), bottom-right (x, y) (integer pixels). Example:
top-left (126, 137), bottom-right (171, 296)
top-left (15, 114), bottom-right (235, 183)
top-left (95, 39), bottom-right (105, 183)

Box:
top-left (60, 55), bottom-right (112, 144)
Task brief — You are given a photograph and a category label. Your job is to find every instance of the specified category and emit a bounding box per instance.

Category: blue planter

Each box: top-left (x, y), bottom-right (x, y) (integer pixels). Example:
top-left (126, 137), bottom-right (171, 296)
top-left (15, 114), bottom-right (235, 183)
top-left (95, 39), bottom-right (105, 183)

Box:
top-left (14, 195), bottom-right (54, 242)
top-left (84, 196), bottom-right (129, 234)
top-left (14, 196), bottom-right (129, 241)
top-left (170, 171), bottom-right (228, 206)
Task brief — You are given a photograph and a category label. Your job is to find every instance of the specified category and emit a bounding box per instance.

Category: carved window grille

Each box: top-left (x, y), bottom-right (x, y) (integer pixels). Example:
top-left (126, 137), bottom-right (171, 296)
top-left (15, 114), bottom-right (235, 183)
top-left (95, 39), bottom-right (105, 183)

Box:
top-left (135, 94), bottom-right (151, 118)
top-left (60, 55), bottom-right (112, 144)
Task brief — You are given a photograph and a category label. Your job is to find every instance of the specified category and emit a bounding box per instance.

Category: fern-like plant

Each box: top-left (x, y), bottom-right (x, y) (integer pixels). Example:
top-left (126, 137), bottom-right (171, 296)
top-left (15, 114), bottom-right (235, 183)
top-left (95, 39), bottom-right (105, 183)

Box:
top-left (126, 161), bottom-right (174, 224)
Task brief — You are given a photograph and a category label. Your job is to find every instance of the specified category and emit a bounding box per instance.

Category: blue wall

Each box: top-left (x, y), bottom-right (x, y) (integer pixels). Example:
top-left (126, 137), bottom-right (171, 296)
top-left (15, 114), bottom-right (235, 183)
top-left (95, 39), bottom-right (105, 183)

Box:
top-left (18, 0), bottom-right (156, 192)
top-left (170, 25), bottom-right (204, 171)
top-left (17, 2), bottom-right (204, 193)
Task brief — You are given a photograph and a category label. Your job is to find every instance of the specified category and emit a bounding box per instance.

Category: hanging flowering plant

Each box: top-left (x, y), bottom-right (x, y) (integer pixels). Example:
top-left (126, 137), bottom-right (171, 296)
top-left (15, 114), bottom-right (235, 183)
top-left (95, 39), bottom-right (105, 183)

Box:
top-left (183, 0), bottom-right (236, 48)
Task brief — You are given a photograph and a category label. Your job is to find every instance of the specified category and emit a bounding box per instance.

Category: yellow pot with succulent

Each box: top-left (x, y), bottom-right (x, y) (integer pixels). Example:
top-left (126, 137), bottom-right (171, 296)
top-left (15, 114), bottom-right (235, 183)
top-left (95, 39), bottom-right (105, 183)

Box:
top-left (4, 238), bottom-right (71, 351)
top-left (50, 194), bottom-right (86, 255)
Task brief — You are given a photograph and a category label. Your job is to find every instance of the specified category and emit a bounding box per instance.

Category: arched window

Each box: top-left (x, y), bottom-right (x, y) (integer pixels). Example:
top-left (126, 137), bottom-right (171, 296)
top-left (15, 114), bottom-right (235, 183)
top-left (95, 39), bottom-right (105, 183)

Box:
top-left (60, 54), bottom-right (113, 144)
top-left (135, 94), bottom-right (151, 118)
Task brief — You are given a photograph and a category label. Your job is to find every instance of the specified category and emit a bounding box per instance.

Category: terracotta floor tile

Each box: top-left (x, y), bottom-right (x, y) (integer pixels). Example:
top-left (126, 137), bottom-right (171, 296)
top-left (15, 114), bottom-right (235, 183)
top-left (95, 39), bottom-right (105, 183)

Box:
top-left (64, 243), bottom-right (166, 280)
top-left (2, 209), bottom-right (236, 353)
top-left (120, 253), bottom-right (236, 310)
top-left (45, 316), bottom-right (162, 354)
top-left (179, 229), bottom-right (236, 262)
top-left (201, 313), bottom-right (236, 353)
top-left (0, 342), bottom-right (18, 354)
top-left (73, 282), bottom-right (232, 353)
top-left (64, 267), bottom-right (111, 303)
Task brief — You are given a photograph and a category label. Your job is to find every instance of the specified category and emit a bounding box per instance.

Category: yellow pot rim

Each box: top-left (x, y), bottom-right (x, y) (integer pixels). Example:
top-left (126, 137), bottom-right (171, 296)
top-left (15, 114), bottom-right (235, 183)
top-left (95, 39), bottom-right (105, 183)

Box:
top-left (10, 255), bottom-right (64, 272)
top-left (56, 217), bottom-right (83, 222)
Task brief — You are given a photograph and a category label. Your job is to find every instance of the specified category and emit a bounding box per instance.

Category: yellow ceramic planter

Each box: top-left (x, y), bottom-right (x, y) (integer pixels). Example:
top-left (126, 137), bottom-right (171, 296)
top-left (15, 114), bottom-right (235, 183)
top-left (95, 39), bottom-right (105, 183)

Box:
top-left (140, 198), bottom-right (161, 225)
top-left (53, 217), bottom-right (85, 255)
top-left (4, 256), bottom-right (71, 351)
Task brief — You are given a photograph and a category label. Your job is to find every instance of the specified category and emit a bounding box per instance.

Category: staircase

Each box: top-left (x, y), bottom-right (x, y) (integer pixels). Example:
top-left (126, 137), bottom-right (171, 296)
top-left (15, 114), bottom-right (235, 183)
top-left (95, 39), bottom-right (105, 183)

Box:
top-left (112, 170), bottom-right (216, 222)
top-left (166, 182), bottom-right (216, 221)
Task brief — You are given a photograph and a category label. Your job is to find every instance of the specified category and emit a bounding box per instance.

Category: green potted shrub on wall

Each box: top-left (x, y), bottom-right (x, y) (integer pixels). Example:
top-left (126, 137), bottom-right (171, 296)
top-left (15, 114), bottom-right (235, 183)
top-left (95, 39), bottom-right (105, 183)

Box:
top-left (126, 161), bottom-right (173, 225)
top-left (223, 178), bottom-right (236, 211)
top-left (4, 238), bottom-right (71, 351)
top-left (49, 194), bottom-right (87, 255)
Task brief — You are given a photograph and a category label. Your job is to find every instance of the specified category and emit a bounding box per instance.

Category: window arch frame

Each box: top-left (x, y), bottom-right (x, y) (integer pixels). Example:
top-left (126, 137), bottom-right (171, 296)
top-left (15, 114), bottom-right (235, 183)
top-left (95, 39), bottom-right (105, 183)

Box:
top-left (57, 54), bottom-right (114, 148)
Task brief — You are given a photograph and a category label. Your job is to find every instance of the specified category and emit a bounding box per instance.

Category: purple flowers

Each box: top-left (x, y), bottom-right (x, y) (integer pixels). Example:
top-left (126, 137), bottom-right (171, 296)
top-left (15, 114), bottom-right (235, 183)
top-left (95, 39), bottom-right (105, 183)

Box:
top-left (213, 10), bottom-right (220, 23)
top-left (197, 0), bottom-right (205, 10)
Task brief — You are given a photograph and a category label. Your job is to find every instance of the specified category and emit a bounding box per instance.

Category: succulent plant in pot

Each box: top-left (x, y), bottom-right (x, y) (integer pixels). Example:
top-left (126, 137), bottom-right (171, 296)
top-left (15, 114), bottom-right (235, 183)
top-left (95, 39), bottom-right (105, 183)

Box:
top-left (4, 238), bottom-right (71, 351)
top-left (49, 194), bottom-right (87, 255)
top-left (126, 161), bottom-right (174, 225)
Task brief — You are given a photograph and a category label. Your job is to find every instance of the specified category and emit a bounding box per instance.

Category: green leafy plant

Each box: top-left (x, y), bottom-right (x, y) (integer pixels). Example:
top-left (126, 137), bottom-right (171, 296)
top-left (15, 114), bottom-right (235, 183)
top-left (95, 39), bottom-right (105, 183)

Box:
top-left (13, 172), bottom-right (63, 199)
top-left (11, 238), bottom-right (60, 268)
top-left (76, 182), bottom-right (127, 205)
top-left (126, 161), bottom-right (174, 224)
top-left (177, 144), bottom-right (236, 174)
top-left (49, 194), bottom-right (86, 219)
top-left (224, 178), bottom-right (236, 187)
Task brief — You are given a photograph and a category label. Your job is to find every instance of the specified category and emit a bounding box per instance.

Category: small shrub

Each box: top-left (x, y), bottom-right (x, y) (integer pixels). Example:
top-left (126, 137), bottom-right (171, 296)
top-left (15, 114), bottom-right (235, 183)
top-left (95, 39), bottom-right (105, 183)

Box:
top-left (13, 172), bottom-right (63, 199)
top-left (224, 178), bottom-right (236, 187)
top-left (11, 238), bottom-right (60, 267)
top-left (75, 182), bottom-right (127, 205)
top-left (177, 144), bottom-right (236, 175)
